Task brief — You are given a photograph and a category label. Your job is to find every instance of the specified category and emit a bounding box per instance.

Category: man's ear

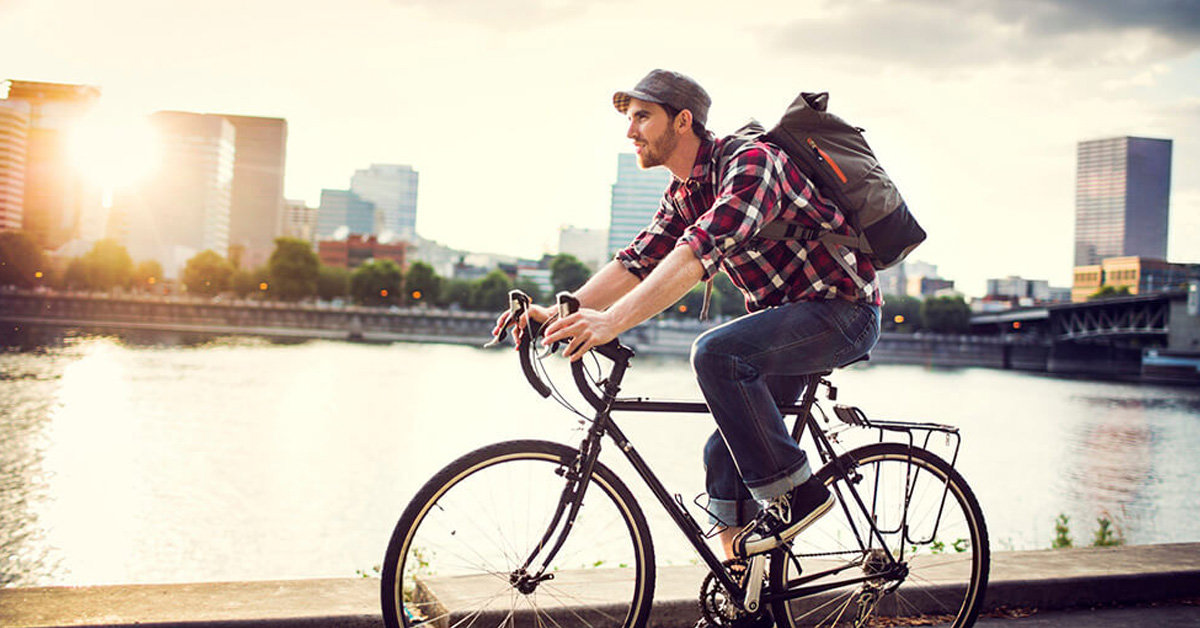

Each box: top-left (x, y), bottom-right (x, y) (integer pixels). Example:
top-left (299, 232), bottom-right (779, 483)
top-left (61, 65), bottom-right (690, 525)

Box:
top-left (675, 109), bottom-right (693, 133)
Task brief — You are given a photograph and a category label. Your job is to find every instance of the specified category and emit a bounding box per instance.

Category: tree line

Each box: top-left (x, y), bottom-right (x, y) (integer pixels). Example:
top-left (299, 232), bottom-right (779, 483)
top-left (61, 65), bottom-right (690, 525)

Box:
top-left (0, 231), bottom-right (595, 312)
top-left (2, 229), bottom-right (972, 330)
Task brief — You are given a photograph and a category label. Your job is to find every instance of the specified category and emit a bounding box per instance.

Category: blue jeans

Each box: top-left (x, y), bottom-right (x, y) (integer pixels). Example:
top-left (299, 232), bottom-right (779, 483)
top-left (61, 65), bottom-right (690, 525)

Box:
top-left (691, 298), bottom-right (880, 527)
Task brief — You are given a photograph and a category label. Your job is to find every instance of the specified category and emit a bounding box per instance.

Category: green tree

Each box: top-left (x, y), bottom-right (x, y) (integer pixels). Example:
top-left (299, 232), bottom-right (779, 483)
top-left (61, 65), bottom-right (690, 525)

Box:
top-left (267, 237), bottom-right (319, 301)
top-left (81, 239), bottom-right (134, 290)
top-left (713, 273), bottom-right (746, 318)
top-left (350, 259), bottom-right (404, 306)
top-left (550, 254), bottom-right (590, 295)
top-left (513, 278), bottom-right (543, 304)
top-left (1089, 285), bottom-right (1132, 301)
top-left (882, 295), bottom-right (923, 332)
top-left (62, 257), bottom-right (89, 290)
top-left (438, 278), bottom-right (474, 309)
top-left (230, 266), bottom-right (270, 298)
top-left (182, 250), bottom-right (234, 296)
top-left (473, 269), bottom-right (513, 311)
top-left (0, 231), bottom-right (46, 288)
top-left (405, 261), bottom-right (441, 306)
top-left (317, 265), bottom-right (350, 301)
top-left (921, 295), bottom-right (971, 334)
top-left (131, 260), bottom-right (163, 292)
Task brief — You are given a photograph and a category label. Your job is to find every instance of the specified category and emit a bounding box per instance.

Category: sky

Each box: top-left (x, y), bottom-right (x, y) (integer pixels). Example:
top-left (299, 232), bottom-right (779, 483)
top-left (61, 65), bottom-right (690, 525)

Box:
top-left (2, 0), bottom-right (1198, 297)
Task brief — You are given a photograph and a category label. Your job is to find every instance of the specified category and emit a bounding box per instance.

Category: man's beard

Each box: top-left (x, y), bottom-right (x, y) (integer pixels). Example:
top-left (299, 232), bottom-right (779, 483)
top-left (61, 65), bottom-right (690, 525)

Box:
top-left (637, 126), bottom-right (679, 169)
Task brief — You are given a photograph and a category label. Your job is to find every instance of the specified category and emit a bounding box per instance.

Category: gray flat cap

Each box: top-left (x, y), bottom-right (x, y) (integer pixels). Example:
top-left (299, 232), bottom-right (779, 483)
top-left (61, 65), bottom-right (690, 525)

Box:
top-left (613, 69), bottom-right (711, 128)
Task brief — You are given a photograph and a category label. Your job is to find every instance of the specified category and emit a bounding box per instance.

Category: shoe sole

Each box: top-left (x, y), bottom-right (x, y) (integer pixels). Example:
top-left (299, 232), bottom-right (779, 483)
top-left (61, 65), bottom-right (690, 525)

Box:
top-left (734, 493), bottom-right (836, 557)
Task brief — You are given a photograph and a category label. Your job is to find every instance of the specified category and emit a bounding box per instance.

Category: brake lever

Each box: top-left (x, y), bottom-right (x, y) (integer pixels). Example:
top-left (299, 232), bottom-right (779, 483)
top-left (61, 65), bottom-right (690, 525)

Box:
top-left (483, 289), bottom-right (532, 348)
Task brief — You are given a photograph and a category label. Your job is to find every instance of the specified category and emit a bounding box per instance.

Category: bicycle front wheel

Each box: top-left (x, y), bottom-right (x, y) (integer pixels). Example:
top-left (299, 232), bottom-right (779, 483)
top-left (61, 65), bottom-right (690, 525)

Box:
top-left (381, 439), bottom-right (656, 628)
top-left (770, 442), bottom-right (989, 628)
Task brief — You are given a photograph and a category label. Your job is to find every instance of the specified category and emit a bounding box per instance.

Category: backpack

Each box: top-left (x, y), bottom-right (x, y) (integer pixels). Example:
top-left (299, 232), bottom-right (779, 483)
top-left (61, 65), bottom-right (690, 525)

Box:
top-left (720, 91), bottom-right (926, 270)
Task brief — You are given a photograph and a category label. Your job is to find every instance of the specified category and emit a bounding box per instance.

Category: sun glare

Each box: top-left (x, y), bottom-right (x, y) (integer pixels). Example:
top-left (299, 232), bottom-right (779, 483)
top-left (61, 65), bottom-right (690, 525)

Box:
top-left (67, 109), bottom-right (161, 193)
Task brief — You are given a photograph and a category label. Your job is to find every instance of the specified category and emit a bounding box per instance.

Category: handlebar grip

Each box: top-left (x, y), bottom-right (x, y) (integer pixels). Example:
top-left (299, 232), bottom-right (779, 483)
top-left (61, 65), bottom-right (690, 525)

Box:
top-left (518, 318), bottom-right (552, 398)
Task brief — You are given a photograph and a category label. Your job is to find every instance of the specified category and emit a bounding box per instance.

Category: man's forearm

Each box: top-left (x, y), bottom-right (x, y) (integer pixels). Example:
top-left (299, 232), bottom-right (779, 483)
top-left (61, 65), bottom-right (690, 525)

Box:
top-left (605, 246), bottom-right (705, 334)
top-left (572, 260), bottom-right (641, 310)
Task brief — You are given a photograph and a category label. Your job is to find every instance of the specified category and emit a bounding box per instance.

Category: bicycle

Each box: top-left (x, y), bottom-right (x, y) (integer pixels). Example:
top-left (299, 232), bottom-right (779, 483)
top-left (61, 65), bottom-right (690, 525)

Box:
top-left (381, 290), bottom-right (990, 627)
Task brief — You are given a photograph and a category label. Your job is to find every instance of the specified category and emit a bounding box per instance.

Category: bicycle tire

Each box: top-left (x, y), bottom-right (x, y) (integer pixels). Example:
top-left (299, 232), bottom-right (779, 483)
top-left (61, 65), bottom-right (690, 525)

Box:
top-left (381, 439), bottom-right (657, 628)
top-left (769, 442), bottom-right (990, 628)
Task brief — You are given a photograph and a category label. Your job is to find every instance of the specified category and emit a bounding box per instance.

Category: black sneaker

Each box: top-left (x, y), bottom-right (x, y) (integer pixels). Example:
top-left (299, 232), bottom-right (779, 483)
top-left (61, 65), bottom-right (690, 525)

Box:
top-left (732, 476), bottom-right (834, 557)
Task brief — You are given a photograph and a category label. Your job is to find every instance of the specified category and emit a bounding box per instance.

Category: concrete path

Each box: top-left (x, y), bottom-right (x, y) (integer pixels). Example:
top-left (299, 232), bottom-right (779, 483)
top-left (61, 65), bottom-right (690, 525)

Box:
top-left (3, 543), bottom-right (1200, 627)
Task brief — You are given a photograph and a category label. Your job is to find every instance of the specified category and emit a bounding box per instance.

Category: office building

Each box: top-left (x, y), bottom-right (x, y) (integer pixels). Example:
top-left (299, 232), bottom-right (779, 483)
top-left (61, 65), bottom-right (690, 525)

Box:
top-left (282, 198), bottom-right (318, 243)
top-left (350, 164), bottom-right (419, 239)
top-left (558, 225), bottom-right (608, 270)
top-left (315, 189), bottom-right (375, 240)
top-left (1072, 256), bottom-right (1200, 302)
top-left (221, 115), bottom-right (287, 269)
top-left (607, 153), bottom-right (671, 256)
top-left (0, 99), bottom-right (29, 231)
top-left (2, 80), bottom-right (102, 250)
top-left (115, 111), bottom-right (235, 277)
top-left (1074, 137), bottom-right (1172, 267)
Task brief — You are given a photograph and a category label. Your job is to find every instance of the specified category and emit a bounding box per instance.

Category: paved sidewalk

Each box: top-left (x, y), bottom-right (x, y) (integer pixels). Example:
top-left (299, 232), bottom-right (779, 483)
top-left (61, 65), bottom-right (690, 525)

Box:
top-left (2, 544), bottom-right (1199, 627)
top-left (976, 599), bottom-right (1200, 626)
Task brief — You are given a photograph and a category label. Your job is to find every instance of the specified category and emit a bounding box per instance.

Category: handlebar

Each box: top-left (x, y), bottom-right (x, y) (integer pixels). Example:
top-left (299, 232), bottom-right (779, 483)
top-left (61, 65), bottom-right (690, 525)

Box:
top-left (488, 289), bottom-right (633, 411)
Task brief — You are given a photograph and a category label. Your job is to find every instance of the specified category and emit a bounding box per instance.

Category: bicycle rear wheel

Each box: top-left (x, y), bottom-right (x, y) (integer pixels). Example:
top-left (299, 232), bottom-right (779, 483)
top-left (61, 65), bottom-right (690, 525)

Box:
top-left (381, 439), bottom-right (656, 628)
top-left (770, 442), bottom-right (989, 628)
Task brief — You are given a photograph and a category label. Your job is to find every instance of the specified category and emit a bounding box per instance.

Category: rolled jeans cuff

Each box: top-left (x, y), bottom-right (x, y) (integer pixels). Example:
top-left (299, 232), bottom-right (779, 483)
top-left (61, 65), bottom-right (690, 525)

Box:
top-left (746, 459), bottom-right (813, 502)
top-left (706, 497), bottom-right (759, 528)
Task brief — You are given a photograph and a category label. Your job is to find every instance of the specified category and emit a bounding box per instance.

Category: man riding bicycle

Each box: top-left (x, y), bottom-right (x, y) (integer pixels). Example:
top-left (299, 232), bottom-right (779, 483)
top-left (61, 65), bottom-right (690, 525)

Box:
top-left (495, 68), bottom-right (880, 570)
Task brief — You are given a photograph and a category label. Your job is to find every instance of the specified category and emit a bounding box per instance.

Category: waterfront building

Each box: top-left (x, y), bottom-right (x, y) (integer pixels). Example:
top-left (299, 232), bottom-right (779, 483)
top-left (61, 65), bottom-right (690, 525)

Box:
top-left (114, 111), bottom-right (235, 277)
top-left (282, 199), bottom-right (318, 243)
top-left (0, 99), bottom-right (29, 231)
top-left (317, 233), bottom-right (406, 270)
top-left (1071, 256), bottom-right (1200, 302)
top-left (221, 115), bottom-right (287, 269)
top-left (607, 153), bottom-right (671, 256)
top-left (2, 80), bottom-right (102, 250)
top-left (558, 225), bottom-right (608, 270)
top-left (350, 164), bottom-right (419, 239)
top-left (985, 276), bottom-right (1070, 307)
top-left (315, 189), bottom-right (375, 240)
top-left (1074, 137), bottom-right (1172, 267)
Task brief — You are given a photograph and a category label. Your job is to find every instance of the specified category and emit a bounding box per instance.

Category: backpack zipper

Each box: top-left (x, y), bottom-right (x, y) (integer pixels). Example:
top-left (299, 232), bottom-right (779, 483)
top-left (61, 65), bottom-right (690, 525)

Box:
top-left (806, 137), bottom-right (848, 184)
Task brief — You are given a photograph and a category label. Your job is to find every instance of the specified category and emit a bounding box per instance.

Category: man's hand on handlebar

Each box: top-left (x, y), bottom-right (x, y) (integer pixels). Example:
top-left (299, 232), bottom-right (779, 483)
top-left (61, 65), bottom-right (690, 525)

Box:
top-left (490, 302), bottom-right (555, 348)
top-left (542, 308), bottom-right (619, 362)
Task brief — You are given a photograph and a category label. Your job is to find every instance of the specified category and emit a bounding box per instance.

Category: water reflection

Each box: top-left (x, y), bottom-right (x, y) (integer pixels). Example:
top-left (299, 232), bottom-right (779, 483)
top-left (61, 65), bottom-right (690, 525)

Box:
top-left (1, 328), bottom-right (1199, 587)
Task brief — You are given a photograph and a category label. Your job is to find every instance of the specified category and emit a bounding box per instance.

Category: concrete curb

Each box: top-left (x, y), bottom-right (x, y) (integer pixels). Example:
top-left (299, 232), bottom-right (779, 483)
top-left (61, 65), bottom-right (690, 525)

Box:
top-left (4, 544), bottom-right (1200, 627)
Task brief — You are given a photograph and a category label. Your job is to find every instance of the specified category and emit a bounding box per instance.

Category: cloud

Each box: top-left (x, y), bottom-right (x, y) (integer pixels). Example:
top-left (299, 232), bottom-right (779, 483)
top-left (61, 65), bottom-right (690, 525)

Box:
top-left (766, 0), bottom-right (1200, 70)
top-left (388, 0), bottom-right (601, 30)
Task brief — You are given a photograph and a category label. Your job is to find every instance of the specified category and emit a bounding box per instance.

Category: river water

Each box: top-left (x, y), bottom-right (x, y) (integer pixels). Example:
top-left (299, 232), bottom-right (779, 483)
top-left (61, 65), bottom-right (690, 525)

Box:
top-left (2, 327), bottom-right (1199, 588)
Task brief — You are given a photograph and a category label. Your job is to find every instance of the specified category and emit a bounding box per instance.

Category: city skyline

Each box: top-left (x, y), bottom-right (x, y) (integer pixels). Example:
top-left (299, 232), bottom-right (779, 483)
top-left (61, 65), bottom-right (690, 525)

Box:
top-left (2, 0), bottom-right (1198, 298)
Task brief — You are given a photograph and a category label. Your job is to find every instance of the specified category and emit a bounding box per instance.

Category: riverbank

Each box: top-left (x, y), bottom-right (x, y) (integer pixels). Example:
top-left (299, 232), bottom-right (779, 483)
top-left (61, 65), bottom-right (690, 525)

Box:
top-left (4, 543), bottom-right (1199, 627)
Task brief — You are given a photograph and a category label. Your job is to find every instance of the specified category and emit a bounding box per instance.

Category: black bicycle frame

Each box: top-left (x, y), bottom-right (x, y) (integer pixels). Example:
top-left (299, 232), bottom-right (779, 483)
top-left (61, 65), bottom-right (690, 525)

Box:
top-left (521, 347), bottom-right (916, 611)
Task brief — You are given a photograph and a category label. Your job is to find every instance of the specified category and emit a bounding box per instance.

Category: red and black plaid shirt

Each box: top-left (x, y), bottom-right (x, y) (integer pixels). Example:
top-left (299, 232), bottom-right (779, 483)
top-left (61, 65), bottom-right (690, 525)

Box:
top-left (616, 134), bottom-right (881, 312)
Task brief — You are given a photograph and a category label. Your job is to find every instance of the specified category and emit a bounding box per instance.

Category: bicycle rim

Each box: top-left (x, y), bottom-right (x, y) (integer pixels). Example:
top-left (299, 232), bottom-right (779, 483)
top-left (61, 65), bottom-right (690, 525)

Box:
top-left (770, 443), bottom-right (990, 628)
top-left (381, 440), bottom-right (656, 628)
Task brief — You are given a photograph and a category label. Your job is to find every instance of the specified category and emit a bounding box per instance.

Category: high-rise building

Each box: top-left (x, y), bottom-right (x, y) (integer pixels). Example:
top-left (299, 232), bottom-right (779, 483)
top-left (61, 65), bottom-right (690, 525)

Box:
top-left (607, 153), bottom-right (671, 256)
top-left (115, 111), bottom-right (235, 277)
top-left (2, 80), bottom-right (101, 250)
top-left (315, 189), bottom-right (375, 239)
top-left (221, 115), bottom-right (287, 269)
top-left (558, 225), bottom-right (608, 270)
top-left (0, 99), bottom-right (30, 232)
top-left (1074, 137), bottom-right (1172, 267)
top-left (350, 164), bottom-right (419, 239)
top-left (282, 198), bottom-right (318, 243)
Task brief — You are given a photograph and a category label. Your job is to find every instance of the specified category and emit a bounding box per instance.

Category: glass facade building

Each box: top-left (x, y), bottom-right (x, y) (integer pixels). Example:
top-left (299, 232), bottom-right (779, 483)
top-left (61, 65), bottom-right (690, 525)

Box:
top-left (607, 153), bottom-right (671, 257)
top-left (1074, 137), bottom-right (1172, 267)
top-left (350, 164), bottom-right (419, 239)
top-left (316, 189), bottom-right (375, 239)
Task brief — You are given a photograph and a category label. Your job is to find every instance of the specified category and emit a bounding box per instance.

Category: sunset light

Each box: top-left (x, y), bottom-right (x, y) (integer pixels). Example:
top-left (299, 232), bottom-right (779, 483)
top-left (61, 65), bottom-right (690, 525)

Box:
top-left (67, 109), bottom-right (160, 194)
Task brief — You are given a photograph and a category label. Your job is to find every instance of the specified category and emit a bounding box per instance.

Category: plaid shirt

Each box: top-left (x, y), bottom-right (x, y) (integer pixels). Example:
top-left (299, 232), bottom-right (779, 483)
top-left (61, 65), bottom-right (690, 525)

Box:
top-left (616, 134), bottom-right (881, 312)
